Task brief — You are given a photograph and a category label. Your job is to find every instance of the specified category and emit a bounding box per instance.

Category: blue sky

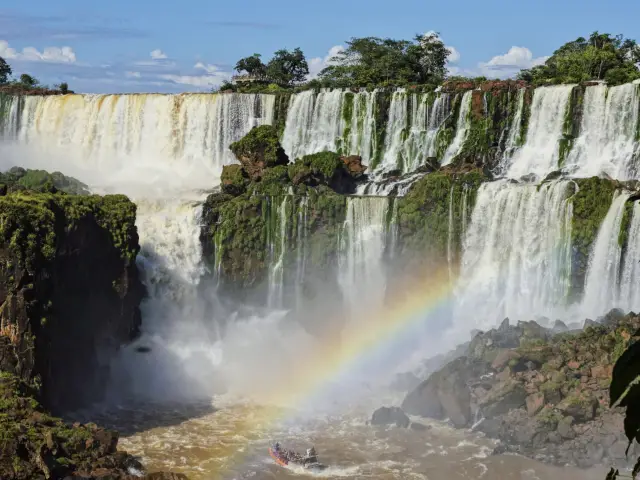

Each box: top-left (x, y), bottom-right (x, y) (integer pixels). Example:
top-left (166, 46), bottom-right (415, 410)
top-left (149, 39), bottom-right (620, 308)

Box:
top-left (1, 0), bottom-right (638, 93)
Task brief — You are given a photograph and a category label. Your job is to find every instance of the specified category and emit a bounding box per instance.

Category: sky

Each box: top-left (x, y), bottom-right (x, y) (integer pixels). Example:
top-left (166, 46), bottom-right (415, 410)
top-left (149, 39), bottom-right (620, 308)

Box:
top-left (1, 0), bottom-right (639, 94)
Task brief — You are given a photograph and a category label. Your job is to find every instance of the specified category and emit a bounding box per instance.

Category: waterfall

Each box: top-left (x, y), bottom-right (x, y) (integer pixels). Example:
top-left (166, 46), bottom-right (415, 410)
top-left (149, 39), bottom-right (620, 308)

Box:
top-left (4, 94), bottom-right (274, 179)
top-left (581, 191), bottom-right (631, 318)
top-left (338, 197), bottom-right (390, 320)
top-left (453, 180), bottom-right (573, 330)
top-left (506, 85), bottom-right (575, 180)
top-left (619, 202), bottom-right (640, 311)
top-left (564, 83), bottom-right (640, 180)
top-left (347, 90), bottom-right (378, 166)
top-left (267, 196), bottom-right (290, 309)
top-left (447, 186), bottom-right (455, 283)
top-left (378, 89), bottom-right (409, 173)
top-left (294, 196), bottom-right (309, 309)
top-left (281, 89), bottom-right (345, 161)
top-left (501, 88), bottom-right (525, 167)
top-left (441, 90), bottom-right (472, 166)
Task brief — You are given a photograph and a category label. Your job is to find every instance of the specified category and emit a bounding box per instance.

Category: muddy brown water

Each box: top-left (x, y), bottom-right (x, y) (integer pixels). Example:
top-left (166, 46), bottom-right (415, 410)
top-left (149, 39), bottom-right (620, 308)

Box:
top-left (76, 397), bottom-right (615, 480)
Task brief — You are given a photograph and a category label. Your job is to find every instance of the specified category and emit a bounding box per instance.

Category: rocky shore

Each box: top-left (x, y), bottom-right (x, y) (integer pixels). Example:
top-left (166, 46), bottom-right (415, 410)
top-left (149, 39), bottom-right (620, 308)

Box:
top-left (376, 310), bottom-right (640, 469)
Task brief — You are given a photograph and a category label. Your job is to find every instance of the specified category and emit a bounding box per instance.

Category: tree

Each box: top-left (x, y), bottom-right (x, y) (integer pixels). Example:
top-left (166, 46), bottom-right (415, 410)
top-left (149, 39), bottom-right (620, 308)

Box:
top-left (234, 54), bottom-right (266, 77)
top-left (0, 56), bottom-right (11, 84)
top-left (266, 47), bottom-right (309, 85)
top-left (518, 32), bottom-right (640, 86)
top-left (19, 74), bottom-right (38, 87)
top-left (319, 34), bottom-right (450, 87)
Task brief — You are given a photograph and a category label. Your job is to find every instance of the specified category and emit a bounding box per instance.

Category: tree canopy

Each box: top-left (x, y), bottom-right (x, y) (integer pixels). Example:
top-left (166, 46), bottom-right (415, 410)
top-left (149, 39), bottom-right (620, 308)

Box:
top-left (518, 32), bottom-right (640, 86)
top-left (234, 54), bottom-right (267, 77)
top-left (266, 48), bottom-right (309, 85)
top-left (0, 56), bottom-right (11, 84)
top-left (318, 32), bottom-right (450, 87)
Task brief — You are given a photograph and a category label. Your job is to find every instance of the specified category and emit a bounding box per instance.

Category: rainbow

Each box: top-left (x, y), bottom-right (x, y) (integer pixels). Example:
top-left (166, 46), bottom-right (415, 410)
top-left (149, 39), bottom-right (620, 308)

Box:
top-left (210, 266), bottom-right (458, 478)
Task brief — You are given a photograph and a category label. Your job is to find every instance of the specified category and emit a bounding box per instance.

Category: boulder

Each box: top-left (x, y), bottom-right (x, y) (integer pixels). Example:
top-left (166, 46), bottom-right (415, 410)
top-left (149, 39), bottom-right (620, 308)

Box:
top-left (478, 379), bottom-right (527, 418)
top-left (402, 357), bottom-right (490, 427)
top-left (371, 406), bottom-right (410, 428)
top-left (229, 125), bottom-right (289, 180)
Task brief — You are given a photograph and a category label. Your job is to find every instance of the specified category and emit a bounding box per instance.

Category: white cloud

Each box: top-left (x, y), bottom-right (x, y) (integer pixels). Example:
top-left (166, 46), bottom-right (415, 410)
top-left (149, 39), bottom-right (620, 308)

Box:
top-left (447, 46), bottom-right (461, 64)
top-left (0, 40), bottom-right (76, 63)
top-left (307, 45), bottom-right (344, 79)
top-left (478, 46), bottom-right (548, 78)
top-left (160, 62), bottom-right (231, 88)
top-left (150, 49), bottom-right (168, 60)
top-left (125, 71), bottom-right (141, 78)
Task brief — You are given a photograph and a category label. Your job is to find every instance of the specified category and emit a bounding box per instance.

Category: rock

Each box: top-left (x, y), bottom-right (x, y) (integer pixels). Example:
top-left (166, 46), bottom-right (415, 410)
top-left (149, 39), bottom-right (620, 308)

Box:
top-left (229, 125), bottom-right (289, 180)
top-left (583, 318), bottom-right (598, 328)
top-left (371, 406), bottom-right (410, 428)
top-left (220, 164), bottom-right (248, 196)
top-left (552, 320), bottom-right (568, 333)
top-left (498, 318), bottom-right (510, 331)
top-left (557, 416), bottom-right (575, 439)
top-left (288, 152), bottom-right (356, 194)
top-left (402, 357), bottom-right (490, 427)
top-left (526, 392), bottom-right (545, 416)
top-left (491, 350), bottom-right (520, 370)
top-left (144, 474), bottom-right (190, 480)
top-left (591, 365), bottom-right (612, 379)
top-left (601, 308), bottom-right (626, 326)
top-left (0, 189), bottom-right (144, 414)
top-left (340, 155), bottom-right (367, 179)
top-left (478, 380), bottom-right (527, 418)
top-left (557, 394), bottom-right (598, 423)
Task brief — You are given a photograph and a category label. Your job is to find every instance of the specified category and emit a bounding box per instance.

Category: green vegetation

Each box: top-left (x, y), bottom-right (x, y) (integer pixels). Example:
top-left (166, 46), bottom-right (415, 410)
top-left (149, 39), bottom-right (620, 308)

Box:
top-left (219, 47), bottom-right (309, 92)
top-left (0, 167), bottom-right (89, 195)
top-left (229, 124), bottom-right (289, 168)
top-left (317, 33), bottom-right (450, 88)
top-left (518, 32), bottom-right (640, 86)
top-left (0, 56), bottom-right (72, 94)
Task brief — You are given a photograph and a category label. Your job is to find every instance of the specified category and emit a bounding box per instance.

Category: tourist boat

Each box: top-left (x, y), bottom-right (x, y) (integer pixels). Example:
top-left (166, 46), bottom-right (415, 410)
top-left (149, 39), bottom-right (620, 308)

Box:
top-left (268, 443), bottom-right (327, 472)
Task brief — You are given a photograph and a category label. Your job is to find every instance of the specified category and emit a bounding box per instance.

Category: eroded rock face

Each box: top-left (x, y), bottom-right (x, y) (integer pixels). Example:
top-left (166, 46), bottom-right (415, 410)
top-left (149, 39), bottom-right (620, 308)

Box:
top-left (0, 192), bottom-right (144, 414)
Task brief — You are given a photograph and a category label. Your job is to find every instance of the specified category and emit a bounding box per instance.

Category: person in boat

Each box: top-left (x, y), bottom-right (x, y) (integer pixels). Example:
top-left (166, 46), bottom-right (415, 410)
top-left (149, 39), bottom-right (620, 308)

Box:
top-left (303, 446), bottom-right (318, 465)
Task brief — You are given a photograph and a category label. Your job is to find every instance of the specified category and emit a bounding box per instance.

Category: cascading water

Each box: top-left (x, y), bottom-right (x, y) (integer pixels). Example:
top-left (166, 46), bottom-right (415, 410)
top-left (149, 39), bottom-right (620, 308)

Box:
top-left (506, 85), bottom-right (575, 180)
top-left (580, 191), bottom-right (632, 318)
top-left (338, 196), bottom-right (390, 321)
top-left (347, 90), bottom-right (378, 165)
top-left (281, 89), bottom-right (345, 160)
top-left (564, 83), bottom-right (640, 179)
top-left (377, 89), bottom-right (409, 173)
top-left (501, 88), bottom-right (525, 168)
top-left (267, 196), bottom-right (290, 309)
top-left (5, 94), bottom-right (274, 176)
top-left (453, 180), bottom-right (573, 330)
top-left (619, 201), bottom-right (640, 312)
top-left (441, 90), bottom-right (472, 166)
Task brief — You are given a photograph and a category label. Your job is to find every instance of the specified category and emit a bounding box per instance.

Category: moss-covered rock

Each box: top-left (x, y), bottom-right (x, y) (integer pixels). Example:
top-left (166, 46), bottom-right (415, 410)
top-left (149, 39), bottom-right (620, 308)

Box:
top-left (0, 190), bottom-right (143, 413)
top-left (220, 164), bottom-right (249, 196)
top-left (0, 372), bottom-right (187, 480)
top-left (288, 151), bottom-right (357, 194)
top-left (229, 125), bottom-right (289, 180)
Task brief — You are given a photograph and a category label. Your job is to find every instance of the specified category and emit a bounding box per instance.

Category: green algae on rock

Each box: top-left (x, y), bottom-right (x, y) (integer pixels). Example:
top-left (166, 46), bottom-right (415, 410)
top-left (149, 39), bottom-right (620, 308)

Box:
top-left (229, 124), bottom-right (289, 180)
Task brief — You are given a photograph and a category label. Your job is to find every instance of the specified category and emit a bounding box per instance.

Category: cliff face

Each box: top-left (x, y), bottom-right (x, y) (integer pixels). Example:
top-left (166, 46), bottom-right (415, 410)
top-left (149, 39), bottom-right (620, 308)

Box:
top-left (0, 192), bottom-right (144, 414)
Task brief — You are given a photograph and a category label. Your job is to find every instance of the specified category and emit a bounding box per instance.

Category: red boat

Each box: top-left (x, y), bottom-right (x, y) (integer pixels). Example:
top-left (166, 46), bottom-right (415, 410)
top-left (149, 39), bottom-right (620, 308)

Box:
top-left (268, 443), bottom-right (327, 472)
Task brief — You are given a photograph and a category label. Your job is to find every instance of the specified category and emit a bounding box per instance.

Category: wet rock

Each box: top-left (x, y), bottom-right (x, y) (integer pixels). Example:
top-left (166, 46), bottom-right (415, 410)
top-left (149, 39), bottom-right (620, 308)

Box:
top-left (478, 380), bottom-right (527, 418)
top-left (409, 422), bottom-right (430, 431)
top-left (552, 320), bottom-right (568, 333)
top-left (402, 357), bottom-right (490, 427)
top-left (557, 416), bottom-right (575, 439)
top-left (144, 474), bottom-right (190, 480)
top-left (371, 406), bottom-right (410, 428)
top-left (220, 164), bottom-right (249, 196)
top-left (340, 155), bottom-right (367, 179)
